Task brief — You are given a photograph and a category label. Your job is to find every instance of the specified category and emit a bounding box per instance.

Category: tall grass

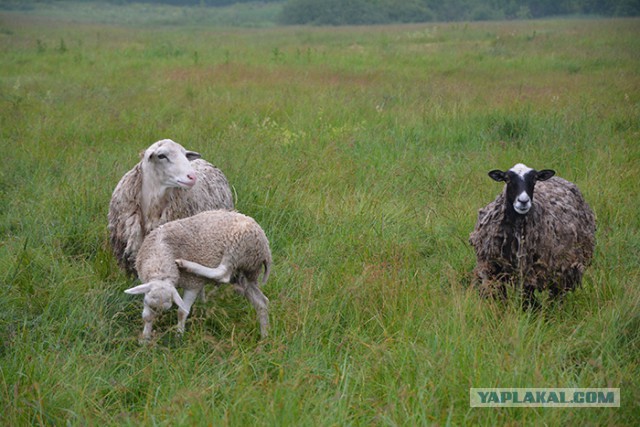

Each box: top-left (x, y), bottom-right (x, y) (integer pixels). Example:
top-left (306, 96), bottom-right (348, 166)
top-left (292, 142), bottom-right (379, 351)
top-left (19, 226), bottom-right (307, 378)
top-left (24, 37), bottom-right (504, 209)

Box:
top-left (0, 11), bottom-right (639, 425)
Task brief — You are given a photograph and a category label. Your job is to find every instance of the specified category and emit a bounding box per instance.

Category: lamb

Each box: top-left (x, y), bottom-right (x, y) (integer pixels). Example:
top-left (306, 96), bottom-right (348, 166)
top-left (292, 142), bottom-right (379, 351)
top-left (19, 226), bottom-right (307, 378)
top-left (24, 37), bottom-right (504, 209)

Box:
top-left (469, 163), bottom-right (596, 305)
top-left (108, 139), bottom-right (234, 275)
top-left (124, 210), bottom-right (272, 341)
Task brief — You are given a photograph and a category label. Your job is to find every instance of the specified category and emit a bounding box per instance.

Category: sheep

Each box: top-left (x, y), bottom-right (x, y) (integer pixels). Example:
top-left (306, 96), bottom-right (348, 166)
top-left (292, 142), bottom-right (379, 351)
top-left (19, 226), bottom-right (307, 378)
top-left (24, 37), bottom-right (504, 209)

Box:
top-left (469, 163), bottom-right (596, 305)
top-left (124, 210), bottom-right (272, 341)
top-left (108, 139), bottom-right (234, 276)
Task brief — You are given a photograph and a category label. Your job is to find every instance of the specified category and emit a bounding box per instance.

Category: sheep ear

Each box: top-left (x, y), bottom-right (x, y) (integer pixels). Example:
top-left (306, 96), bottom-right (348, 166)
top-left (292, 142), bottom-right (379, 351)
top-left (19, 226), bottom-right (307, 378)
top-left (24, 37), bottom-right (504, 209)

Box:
top-left (185, 151), bottom-right (201, 161)
top-left (488, 170), bottom-right (507, 182)
top-left (124, 283), bottom-right (152, 295)
top-left (536, 169), bottom-right (555, 181)
top-left (172, 288), bottom-right (189, 313)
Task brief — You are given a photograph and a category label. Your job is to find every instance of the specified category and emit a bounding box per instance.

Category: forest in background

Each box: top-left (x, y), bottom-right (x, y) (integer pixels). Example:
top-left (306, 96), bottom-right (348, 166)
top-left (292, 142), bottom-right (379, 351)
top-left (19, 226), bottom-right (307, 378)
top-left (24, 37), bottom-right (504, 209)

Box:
top-left (2, 0), bottom-right (639, 25)
top-left (279, 0), bottom-right (640, 25)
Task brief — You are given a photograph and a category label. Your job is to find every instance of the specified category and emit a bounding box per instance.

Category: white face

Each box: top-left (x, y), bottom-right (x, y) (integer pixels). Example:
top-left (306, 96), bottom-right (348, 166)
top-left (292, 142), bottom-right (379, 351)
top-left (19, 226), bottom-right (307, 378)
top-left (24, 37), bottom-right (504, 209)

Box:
top-left (144, 281), bottom-right (175, 312)
top-left (125, 279), bottom-right (188, 314)
top-left (142, 139), bottom-right (200, 190)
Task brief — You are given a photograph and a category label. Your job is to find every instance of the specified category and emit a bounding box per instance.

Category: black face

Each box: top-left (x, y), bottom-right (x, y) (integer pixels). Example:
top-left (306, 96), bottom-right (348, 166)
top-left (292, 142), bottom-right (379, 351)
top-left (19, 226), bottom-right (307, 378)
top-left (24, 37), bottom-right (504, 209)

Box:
top-left (488, 165), bottom-right (555, 215)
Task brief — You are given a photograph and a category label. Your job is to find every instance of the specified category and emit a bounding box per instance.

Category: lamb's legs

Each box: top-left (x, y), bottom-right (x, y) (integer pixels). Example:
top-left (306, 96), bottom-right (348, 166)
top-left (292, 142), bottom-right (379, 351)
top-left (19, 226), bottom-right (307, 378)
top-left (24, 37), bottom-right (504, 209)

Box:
top-left (244, 284), bottom-right (270, 339)
top-left (141, 305), bottom-right (156, 341)
top-left (176, 259), bottom-right (232, 283)
top-left (176, 287), bottom-right (201, 334)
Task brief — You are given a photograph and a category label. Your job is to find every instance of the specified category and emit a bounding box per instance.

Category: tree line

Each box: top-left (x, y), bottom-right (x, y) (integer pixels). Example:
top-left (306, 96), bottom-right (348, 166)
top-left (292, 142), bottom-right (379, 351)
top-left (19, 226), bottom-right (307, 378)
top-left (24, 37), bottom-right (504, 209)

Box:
top-left (279, 0), bottom-right (640, 25)
top-left (6, 0), bottom-right (639, 24)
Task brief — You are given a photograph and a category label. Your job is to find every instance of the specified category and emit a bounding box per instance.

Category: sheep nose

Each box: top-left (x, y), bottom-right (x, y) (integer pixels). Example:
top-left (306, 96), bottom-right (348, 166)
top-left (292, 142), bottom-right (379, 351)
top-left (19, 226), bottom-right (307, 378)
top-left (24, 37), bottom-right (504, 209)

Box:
top-left (187, 173), bottom-right (197, 183)
top-left (518, 194), bottom-right (530, 203)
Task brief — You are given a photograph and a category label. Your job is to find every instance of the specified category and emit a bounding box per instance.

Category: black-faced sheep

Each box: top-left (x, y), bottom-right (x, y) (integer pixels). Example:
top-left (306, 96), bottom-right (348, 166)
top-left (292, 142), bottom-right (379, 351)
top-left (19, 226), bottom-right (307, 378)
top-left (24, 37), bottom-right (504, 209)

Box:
top-left (108, 139), bottom-right (234, 275)
top-left (124, 210), bottom-right (271, 341)
top-left (469, 163), bottom-right (596, 304)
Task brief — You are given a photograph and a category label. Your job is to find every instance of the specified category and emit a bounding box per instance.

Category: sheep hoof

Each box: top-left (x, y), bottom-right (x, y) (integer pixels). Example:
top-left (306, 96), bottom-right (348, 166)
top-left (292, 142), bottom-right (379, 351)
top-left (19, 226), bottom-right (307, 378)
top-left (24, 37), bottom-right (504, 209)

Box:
top-left (138, 336), bottom-right (152, 346)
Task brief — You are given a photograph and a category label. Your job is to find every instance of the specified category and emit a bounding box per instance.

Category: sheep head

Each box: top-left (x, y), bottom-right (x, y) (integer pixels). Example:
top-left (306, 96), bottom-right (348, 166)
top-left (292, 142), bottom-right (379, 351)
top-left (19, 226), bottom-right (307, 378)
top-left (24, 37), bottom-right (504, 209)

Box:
top-left (124, 280), bottom-right (189, 314)
top-left (488, 163), bottom-right (555, 215)
top-left (140, 139), bottom-right (202, 190)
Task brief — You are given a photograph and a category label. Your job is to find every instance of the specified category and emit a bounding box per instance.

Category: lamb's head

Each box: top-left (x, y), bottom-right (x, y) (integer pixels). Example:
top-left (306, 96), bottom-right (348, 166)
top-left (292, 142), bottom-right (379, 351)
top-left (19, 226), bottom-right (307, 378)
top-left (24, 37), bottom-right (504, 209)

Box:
top-left (124, 279), bottom-right (189, 314)
top-left (488, 163), bottom-right (555, 215)
top-left (140, 139), bottom-right (202, 190)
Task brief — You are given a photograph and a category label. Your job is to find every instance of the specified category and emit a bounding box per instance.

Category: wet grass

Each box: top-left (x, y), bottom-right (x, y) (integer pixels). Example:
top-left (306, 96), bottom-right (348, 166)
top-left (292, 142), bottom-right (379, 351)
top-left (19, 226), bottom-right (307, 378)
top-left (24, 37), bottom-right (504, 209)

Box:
top-left (1, 12), bottom-right (639, 425)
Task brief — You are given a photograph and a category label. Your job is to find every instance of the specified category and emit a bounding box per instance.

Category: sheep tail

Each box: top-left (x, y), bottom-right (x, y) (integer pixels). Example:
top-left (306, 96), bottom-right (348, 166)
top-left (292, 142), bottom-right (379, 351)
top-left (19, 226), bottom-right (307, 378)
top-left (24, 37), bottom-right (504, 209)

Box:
top-left (261, 259), bottom-right (271, 286)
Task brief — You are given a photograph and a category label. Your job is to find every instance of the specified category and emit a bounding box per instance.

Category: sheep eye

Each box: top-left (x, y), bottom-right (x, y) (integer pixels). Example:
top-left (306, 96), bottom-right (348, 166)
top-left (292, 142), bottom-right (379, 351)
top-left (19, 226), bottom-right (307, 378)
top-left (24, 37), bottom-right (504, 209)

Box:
top-left (157, 154), bottom-right (168, 160)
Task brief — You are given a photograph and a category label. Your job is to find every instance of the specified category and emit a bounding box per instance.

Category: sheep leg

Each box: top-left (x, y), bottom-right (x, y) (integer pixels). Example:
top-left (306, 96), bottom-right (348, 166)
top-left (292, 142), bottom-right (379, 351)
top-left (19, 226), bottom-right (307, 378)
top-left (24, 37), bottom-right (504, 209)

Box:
top-left (243, 283), bottom-right (270, 339)
top-left (176, 288), bottom-right (201, 334)
top-left (141, 304), bottom-right (156, 341)
top-left (176, 259), bottom-right (232, 283)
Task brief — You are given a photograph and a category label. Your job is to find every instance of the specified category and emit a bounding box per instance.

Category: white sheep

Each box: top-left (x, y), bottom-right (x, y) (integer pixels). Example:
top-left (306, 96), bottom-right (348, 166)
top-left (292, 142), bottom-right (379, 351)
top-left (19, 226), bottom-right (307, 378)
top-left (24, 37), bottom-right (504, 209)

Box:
top-left (108, 139), bottom-right (234, 275)
top-left (469, 163), bottom-right (596, 305)
top-left (124, 210), bottom-right (271, 341)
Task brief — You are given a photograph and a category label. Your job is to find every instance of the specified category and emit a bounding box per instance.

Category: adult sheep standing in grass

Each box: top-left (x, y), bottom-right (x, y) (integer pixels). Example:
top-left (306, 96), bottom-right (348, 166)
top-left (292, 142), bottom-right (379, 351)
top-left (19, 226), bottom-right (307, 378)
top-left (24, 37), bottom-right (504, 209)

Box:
top-left (469, 163), bottom-right (596, 305)
top-left (108, 139), bottom-right (234, 275)
top-left (124, 210), bottom-right (272, 341)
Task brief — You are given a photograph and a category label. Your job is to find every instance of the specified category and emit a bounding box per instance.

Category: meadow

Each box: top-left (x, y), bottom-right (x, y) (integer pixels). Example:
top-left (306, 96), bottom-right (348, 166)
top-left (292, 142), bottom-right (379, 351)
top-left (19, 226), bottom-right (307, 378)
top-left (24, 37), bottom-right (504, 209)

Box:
top-left (0, 7), bottom-right (639, 425)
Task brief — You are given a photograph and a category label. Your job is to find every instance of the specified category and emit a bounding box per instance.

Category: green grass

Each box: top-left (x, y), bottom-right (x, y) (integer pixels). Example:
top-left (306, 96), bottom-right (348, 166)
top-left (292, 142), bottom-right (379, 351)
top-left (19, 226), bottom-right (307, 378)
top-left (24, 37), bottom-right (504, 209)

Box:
top-left (1, 9), bottom-right (639, 425)
top-left (0, 1), bottom-right (284, 28)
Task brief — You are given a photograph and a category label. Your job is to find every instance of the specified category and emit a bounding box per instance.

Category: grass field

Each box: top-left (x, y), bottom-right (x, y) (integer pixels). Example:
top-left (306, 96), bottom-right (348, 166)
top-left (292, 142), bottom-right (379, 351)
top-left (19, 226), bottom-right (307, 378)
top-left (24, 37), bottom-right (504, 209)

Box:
top-left (1, 7), bottom-right (639, 425)
top-left (0, 1), bottom-right (284, 27)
